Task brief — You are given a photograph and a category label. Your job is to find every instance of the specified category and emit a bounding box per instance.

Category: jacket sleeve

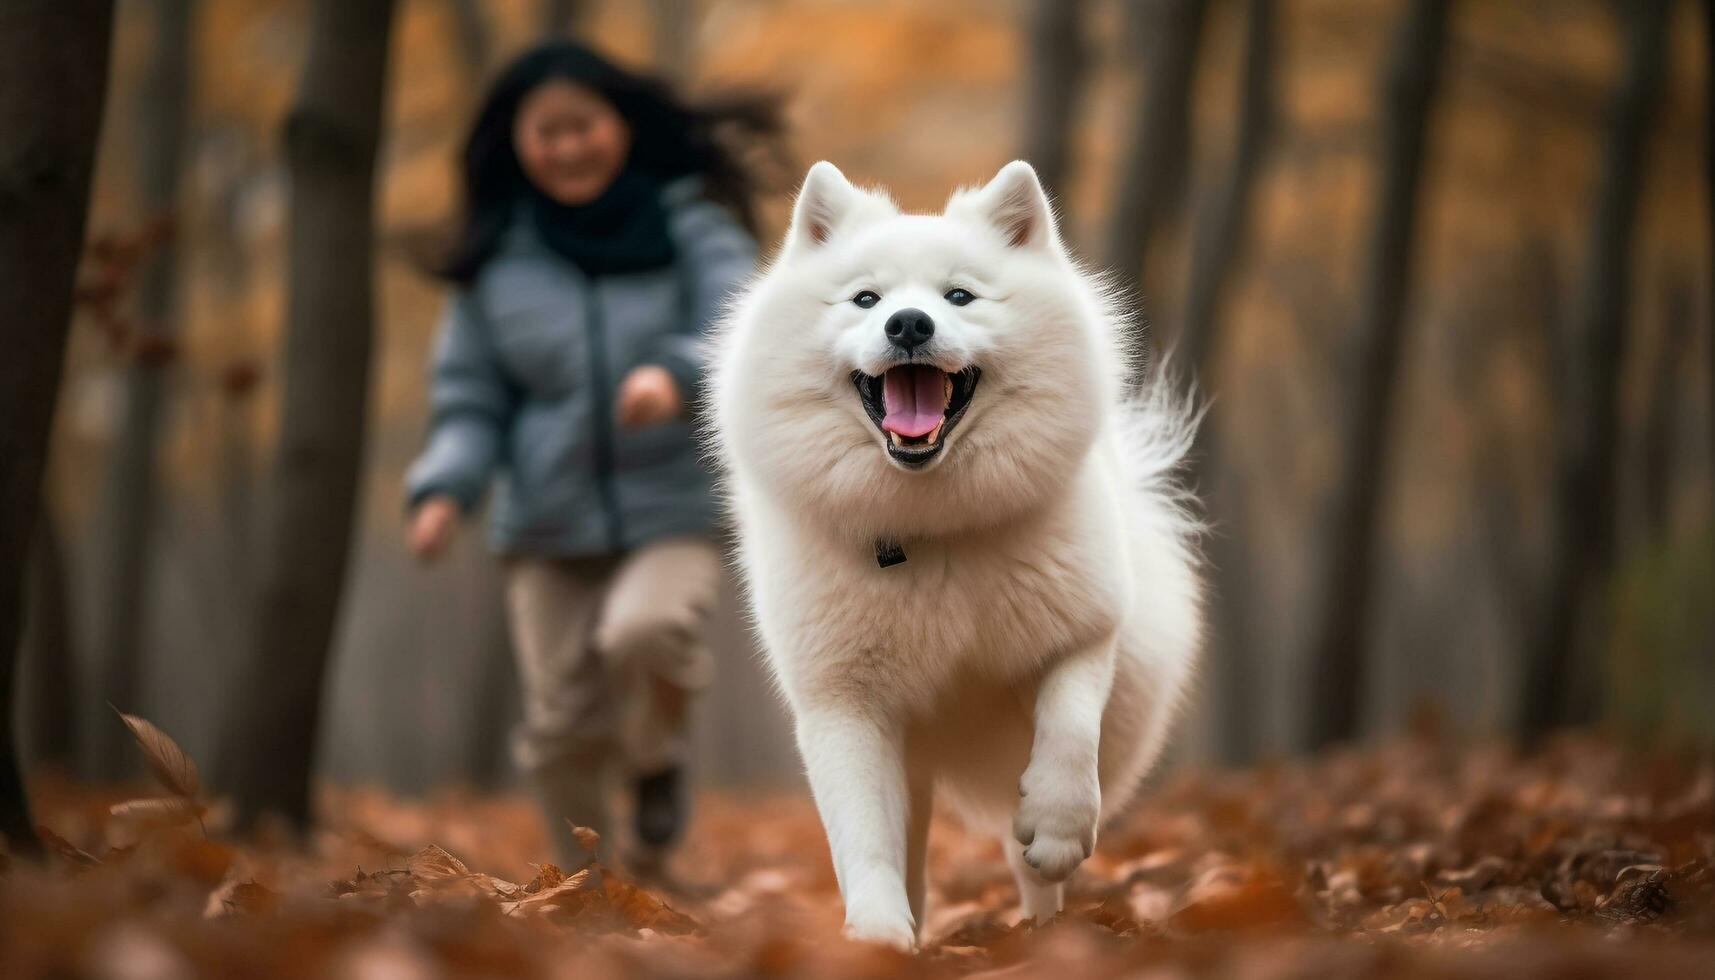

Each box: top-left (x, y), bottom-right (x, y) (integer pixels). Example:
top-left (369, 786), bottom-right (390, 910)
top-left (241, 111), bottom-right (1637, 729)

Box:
top-left (654, 194), bottom-right (757, 400)
top-left (404, 293), bottom-right (516, 514)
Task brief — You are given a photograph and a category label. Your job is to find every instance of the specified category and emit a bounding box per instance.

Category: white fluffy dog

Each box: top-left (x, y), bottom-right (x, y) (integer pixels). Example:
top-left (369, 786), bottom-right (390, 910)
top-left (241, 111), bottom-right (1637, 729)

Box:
top-left (707, 161), bottom-right (1202, 948)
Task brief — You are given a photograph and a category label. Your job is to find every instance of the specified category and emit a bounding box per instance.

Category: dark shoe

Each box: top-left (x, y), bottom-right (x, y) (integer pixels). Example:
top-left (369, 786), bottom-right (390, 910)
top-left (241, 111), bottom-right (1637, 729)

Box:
top-left (633, 766), bottom-right (685, 849)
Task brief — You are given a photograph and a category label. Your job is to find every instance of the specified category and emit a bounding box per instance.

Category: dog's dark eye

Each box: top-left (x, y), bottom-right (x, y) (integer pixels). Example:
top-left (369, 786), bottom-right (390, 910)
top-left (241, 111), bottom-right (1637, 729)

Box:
top-left (944, 288), bottom-right (975, 307)
top-left (852, 290), bottom-right (880, 309)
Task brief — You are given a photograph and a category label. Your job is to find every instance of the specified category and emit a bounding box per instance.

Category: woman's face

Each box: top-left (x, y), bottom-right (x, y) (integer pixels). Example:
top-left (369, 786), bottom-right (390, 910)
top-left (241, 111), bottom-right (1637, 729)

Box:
top-left (512, 79), bottom-right (631, 206)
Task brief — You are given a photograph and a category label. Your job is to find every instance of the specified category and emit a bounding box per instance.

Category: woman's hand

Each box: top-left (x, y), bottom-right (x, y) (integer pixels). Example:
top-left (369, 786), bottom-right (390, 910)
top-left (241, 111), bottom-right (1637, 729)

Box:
top-left (615, 364), bottom-right (684, 429)
top-left (407, 496), bottom-right (461, 562)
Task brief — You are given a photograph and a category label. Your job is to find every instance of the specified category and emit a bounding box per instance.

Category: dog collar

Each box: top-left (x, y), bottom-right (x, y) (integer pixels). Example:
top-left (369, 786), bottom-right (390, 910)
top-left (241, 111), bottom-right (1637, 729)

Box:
top-left (874, 537), bottom-right (907, 568)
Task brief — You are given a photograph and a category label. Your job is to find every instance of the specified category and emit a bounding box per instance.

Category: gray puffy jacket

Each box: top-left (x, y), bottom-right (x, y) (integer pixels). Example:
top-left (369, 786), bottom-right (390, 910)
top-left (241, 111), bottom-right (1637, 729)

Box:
top-left (405, 178), bottom-right (754, 555)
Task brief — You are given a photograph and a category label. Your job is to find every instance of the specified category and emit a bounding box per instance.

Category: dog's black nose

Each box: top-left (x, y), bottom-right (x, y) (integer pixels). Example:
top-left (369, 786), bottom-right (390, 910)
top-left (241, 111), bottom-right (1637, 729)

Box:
top-left (884, 308), bottom-right (935, 351)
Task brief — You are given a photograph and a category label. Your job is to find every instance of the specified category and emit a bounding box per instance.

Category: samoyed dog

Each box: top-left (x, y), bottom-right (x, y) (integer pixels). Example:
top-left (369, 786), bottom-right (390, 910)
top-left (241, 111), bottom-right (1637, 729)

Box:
top-left (707, 161), bottom-right (1202, 948)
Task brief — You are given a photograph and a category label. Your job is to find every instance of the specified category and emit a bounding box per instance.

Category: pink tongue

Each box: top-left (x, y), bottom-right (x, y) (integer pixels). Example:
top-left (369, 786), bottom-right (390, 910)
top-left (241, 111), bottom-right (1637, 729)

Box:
top-left (881, 366), bottom-right (947, 438)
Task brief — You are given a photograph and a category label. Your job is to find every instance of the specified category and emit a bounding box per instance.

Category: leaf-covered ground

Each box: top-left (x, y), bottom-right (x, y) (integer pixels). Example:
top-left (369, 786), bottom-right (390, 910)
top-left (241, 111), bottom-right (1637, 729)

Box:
top-left (4, 734), bottom-right (1712, 979)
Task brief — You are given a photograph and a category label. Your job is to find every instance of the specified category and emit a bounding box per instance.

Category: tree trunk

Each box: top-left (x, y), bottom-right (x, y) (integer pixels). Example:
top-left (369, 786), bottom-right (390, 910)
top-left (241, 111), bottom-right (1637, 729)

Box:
top-left (447, 0), bottom-right (491, 82)
top-left (89, 0), bottom-right (194, 781)
top-left (218, 0), bottom-right (396, 830)
top-left (1518, 0), bottom-right (1668, 743)
top-left (1178, 0), bottom-right (1272, 384)
top-left (1706, 0), bottom-right (1714, 486)
top-left (541, 0), bottom-right (586, 38)
top-left (1471, 240), bottom-right (1561, 652)
top-left (1101, 0), bottom-right (1207, 334)
top-left (0, 0), bottom-right (115, 853)
top-left (1179, 0), bottom-right (1274, 763)
top-left (1305, 0), bottom-right (1449, 750)
top-left (20, 500), bottom-right (77, 769)
top-left (1020, 0), bottom-right (1087, 203)
top-left (648, 0), bottom-right (697, 80)
top-left (218, 382), bottom-right (257, 600)
top-left (1640, 282), bottom-right (1691, 542)
top-left (464, 605), bottom-right (518, 789)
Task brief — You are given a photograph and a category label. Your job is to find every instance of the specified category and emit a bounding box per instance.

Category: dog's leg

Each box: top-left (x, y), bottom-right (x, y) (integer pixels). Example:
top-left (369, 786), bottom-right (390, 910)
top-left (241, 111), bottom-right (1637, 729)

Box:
top-left (796, 706), bottom-right (917, 949)
top-left (904, 770), bottom-right (932, 932)
top-left (1011, 638), bottom-right (1114, 883)
top-left (1004, 834), bottom-right (1064, 921)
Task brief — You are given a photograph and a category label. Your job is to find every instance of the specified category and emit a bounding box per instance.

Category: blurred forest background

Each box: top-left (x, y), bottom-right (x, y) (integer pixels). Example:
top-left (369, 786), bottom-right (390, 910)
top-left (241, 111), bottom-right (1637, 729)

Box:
top-left (6, 0), bottom-right (1712, 824)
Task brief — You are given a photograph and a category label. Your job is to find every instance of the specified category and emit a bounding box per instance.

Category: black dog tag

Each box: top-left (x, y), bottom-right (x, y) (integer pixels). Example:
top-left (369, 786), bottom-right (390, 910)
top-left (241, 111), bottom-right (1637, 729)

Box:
top-left (874, 537), bottom-right (907, 568)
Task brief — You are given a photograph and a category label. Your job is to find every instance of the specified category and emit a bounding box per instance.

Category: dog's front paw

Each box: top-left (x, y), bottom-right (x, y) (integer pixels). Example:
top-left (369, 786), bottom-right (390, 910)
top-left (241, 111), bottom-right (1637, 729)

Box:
top-left (1011, 762), bottom-right (1099, 882)
top-left (842, 905), bottom-right (917, 951)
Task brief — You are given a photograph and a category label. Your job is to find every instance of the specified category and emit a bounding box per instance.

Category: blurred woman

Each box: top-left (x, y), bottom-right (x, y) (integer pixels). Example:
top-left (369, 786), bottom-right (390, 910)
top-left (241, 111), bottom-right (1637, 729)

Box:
top-left (404, 40), bottom-right (784, 869)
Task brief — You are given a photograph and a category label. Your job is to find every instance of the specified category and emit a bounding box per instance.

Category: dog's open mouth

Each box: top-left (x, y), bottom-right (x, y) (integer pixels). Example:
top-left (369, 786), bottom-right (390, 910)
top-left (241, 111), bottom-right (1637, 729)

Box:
top-left (852, 365), bottom-right (981, 467)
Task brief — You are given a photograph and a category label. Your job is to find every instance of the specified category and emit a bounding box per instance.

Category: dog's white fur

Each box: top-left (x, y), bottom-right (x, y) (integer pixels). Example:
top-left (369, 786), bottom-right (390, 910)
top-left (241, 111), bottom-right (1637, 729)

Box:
top-left (707, 161), bottom-right (1202, 948)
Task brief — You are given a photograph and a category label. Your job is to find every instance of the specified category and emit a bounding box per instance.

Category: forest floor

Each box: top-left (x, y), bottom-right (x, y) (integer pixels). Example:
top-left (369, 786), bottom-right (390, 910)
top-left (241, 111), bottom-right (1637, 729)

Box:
top-left (3, 731), bottom-right (1713, 979)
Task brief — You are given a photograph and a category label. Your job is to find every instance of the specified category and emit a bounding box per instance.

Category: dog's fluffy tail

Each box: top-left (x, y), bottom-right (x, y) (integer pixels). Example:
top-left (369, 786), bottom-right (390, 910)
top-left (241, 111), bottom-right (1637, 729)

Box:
top-left (1117, 359), bottom-right (1204, 516)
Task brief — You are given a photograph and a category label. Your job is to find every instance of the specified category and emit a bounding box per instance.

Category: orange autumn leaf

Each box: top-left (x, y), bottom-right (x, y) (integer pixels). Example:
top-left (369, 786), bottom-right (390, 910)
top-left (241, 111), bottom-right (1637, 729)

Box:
top-left (1169, 864), bottom-right (1311, 933)
top-left (602, 874), bottom-right (701, 935)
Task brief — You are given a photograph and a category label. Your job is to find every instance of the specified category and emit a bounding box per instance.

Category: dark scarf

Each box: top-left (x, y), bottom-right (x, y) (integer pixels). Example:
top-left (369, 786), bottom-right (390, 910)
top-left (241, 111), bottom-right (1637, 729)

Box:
top-left (527, 169), bottom-right (676, 277)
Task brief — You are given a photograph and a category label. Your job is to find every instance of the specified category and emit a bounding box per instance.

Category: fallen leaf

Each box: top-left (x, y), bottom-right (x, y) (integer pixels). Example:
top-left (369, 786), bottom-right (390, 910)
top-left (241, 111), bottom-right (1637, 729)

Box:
top-left (207, 875), bottom-right (280, 917)
top-left (524, 862), bottom-right (566, 894)
top-left (1435, 855), bottom-right (1511, 892)
top-left (114, 709), bottom-right (201, 800)
top-left (603, 874), bottom-right (701, 935)
top-left (1598, 867), bottom-right (1672, 924)
top-left (1169, 864), bottom-right (1310, 933)
top-left (501, 868), bottom-right (597, 917)
top-left (406, 843), bottom-right (473, 882)
top-left (110, 797), bottom-right (206, 826)
top-left (35, 825), bottom-right (99, 867)
top-left (229, 881), bottom-right (280, 916)
top-left (567, 820), bottom-right (601, 865)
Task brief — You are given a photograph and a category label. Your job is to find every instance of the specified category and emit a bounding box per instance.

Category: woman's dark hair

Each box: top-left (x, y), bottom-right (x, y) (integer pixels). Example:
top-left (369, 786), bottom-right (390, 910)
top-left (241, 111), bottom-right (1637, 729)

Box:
top-left (436, 40), bottom-right (789, 284)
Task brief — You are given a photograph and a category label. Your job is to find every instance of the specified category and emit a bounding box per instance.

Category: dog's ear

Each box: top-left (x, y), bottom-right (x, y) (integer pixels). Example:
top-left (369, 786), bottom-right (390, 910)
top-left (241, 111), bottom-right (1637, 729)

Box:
top-left (785, 162), bottom-right (860, 253)
top-left (968, 161), bottom-right (1056, 250)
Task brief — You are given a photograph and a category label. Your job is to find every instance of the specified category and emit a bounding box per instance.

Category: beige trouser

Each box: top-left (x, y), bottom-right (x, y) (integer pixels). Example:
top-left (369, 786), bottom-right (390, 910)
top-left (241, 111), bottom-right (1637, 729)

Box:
top-left (504, 534), bottom-right (721, 863)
